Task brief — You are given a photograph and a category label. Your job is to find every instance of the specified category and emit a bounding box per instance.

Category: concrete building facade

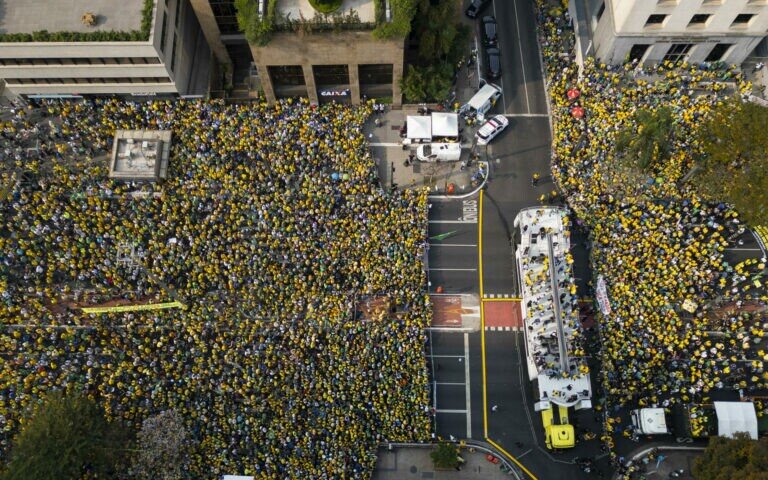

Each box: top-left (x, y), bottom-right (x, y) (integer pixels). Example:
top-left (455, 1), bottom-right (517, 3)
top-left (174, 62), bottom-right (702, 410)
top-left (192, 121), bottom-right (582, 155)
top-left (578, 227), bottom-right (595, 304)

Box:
top-left (572, 0), bottom-right (768, 65)
top-left (251, 30), bottom-right (404, 106)
top-left (189, 0), bottom-right (405, 105)
top-left (0, 0), bottom-right (211, 99)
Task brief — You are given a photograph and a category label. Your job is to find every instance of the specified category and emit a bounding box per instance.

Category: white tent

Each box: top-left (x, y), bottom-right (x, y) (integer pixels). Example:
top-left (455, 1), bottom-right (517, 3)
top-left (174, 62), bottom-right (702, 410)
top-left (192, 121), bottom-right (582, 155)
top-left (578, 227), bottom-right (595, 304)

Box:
top-left (406, 116), bottom-right (431, 140)
top-left (431, 112), bottom-right (459, 138)
top-left (714, 401), bottom-right (758, 440)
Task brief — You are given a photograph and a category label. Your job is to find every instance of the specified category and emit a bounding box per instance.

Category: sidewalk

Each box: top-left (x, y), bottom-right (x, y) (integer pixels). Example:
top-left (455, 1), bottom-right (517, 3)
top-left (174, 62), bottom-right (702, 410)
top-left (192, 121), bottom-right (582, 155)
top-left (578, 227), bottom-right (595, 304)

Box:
top-left (372, 445), bottom-right (517, 480)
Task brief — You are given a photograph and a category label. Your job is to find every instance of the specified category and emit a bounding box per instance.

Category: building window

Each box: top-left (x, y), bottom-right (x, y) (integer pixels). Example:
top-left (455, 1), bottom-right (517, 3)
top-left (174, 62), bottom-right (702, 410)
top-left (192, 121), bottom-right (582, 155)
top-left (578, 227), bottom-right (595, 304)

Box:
top-left (663, 43), bottom-right (693, 63)
top-left (359, 64), bottom-right (394, 85)
top-left (645, 14), bottom-right (667, 27)
top-left (702, 0), bottom-right (722, 5)
top-left (268, 65), bottom-right (306, 86)
top-left (748, 0), bottom-right (768, 5)
top-left (175, 0), bottom-right (183, 28)
top-left (313, 65), bottom-right (350, 86)
top-left (170, 34), bottom-right (178, 73)
top-left (210, 0), bottom-right (241, 34)
top-left (689, 14), bottom-right (711, 27)
top-left (160, 12), bottom-right (168, 53)
top-left (596, 2), bottom-right (605, 22)
top-left (657, 0), bottom-right (678, 5)
top-left (706, 43), bottom-right (733, 62)
top-left (628, 44), bottom-right (651, 63)
top-left (733, 14), bottom-right (755, 26)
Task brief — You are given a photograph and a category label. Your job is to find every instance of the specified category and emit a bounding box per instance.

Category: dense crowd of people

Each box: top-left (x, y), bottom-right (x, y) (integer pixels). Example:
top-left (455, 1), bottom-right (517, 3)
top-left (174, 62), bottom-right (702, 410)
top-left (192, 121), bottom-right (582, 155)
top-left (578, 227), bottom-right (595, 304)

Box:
top-left (535, 0), bottom-right (767, 412)
top-left (0, 98), bottom-right (432, 478)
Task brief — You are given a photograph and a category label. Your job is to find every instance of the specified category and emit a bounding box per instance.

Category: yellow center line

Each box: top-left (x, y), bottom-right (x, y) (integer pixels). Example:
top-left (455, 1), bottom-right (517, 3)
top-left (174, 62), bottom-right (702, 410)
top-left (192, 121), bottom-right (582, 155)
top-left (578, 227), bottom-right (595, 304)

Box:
top-left (478, 191), bottom-right (537, 480)
top-left (479, 191), bottom-right (488, 438)
top-left (487, 438), bottom-right (539, 480)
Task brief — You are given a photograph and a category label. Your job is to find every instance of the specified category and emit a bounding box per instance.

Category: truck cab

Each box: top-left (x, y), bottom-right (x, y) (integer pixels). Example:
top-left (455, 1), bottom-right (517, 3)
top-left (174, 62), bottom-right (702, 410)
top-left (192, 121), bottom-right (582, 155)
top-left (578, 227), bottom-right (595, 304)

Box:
top-left (542, 405), bottom-right (575, 449)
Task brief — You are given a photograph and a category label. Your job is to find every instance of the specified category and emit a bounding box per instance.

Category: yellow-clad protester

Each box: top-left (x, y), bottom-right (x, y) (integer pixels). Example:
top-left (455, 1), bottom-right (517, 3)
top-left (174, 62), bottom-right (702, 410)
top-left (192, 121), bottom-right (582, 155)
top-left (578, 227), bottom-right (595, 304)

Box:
top-left (536, 0), bottom-right (767, 433)
top-left (0, 98), bottom-right (432, 479)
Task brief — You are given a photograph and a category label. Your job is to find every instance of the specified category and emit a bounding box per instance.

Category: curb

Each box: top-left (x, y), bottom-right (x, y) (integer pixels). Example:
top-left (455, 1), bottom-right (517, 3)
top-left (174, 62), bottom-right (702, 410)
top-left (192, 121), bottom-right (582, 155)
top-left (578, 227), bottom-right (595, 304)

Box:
top-left (378, 440), bottom-right (523, 480)
top-left (429, 160), bottom-right (490, 200)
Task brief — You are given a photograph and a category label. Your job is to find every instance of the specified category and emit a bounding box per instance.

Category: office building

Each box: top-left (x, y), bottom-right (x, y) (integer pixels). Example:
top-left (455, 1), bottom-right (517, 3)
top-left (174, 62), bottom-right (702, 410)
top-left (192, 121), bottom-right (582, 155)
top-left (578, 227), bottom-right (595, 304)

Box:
top-left (0, 0), bottom-right (211, 99)
top-left (571, 0), bottom-right (768, 65)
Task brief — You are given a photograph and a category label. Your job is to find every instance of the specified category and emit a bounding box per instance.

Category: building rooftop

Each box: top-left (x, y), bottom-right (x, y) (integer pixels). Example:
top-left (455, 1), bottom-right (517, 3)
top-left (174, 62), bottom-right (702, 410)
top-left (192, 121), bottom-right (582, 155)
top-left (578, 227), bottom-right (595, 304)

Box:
top-left (110, 130), bottom-right (171, 181)
top-left (0, 0), bottom-right (146, 36)
top-left (278, 0), bottom-right (376, 25)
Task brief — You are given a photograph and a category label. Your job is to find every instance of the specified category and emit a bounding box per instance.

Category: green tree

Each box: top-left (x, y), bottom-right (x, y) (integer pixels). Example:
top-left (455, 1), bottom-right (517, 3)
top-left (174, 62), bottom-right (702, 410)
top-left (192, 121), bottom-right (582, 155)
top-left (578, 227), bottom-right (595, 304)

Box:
top-left (235, 0), bottom-right (277, 46)
top-left (692, 433), bottom-right (768, 480)
top-left (693, 97), bottom-right (768, 226)
top-left (400, 63), bottom-right (453, 103)
top-left (430, 441), bottom-right (459, 469)
top-left (1, 391), bottom-right (128, 480)
top-left (615, 106), bottom-right (675, 170)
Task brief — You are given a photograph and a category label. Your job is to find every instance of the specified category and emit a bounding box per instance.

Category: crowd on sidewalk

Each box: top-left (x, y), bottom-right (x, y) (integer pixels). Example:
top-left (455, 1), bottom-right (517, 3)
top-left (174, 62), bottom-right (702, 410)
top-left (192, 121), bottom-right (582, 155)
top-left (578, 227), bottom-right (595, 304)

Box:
top-left (535, 0), bottom-right (768, 416)
top-left (0, 98), bottom-right (432, 478)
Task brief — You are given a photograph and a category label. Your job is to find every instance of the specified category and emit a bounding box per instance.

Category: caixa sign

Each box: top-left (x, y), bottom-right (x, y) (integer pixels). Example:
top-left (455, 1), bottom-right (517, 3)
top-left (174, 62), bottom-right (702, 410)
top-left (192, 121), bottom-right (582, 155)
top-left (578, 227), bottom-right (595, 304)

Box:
top-left (320, 89), bottom-right (350, 97)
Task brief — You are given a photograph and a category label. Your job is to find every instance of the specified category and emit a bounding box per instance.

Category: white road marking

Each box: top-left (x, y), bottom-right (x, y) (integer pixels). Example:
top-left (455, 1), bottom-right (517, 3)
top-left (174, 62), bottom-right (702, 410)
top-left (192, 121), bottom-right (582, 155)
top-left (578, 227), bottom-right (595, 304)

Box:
top-left (750, 229), bottom-right (768, 257)
top-left (429, 268), bottom-right (478, 272)
top-left (726, 248), bottom-right (762, 252)
top-left (430, 243), bottom-right (478, 247)
top-left (427, 355), bottom-right (466, 358)
top-left (368, 142), bottom-right (402, 147)
top-left (429, 220), bottom-right (477, 224)
top-left (512, 0), bottom-right (532, 113)
top-left (429, 330), bottom-right (437, 417)
top-left (435, 409), bottom-right (468, 414)
top-left (464, 332), bottom-right (472, 439)
top-left (518, 448), bottom-right (533, 458)
top-left (502, 113), bottom-right (549, 117)
top-left (436, 382), bottom-right (467, 386)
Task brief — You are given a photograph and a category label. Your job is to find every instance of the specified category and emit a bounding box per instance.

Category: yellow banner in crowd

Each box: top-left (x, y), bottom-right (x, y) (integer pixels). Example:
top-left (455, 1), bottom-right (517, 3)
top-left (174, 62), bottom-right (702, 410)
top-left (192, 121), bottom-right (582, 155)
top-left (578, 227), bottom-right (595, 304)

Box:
top-left (81, 301), bottom-right (185, 314)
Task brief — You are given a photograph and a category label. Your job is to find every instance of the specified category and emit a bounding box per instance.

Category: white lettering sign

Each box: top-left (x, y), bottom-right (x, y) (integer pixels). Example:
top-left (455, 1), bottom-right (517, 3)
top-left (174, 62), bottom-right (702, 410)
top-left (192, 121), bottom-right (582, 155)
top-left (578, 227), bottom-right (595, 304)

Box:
top-left (595, 275), bottom-right (611, 316)
top-left (459, 199), bottom-right (478, 223)
top-left (320, 90), bottom-right (350, 97)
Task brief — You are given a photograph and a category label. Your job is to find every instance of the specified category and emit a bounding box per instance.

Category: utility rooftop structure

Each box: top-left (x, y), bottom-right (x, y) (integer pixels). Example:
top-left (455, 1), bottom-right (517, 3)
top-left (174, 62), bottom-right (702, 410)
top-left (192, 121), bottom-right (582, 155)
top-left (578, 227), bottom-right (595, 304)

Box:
top-left (514, 207), bottom-right (591, 411)
top-left (109, 130), bottom-right (171, 181)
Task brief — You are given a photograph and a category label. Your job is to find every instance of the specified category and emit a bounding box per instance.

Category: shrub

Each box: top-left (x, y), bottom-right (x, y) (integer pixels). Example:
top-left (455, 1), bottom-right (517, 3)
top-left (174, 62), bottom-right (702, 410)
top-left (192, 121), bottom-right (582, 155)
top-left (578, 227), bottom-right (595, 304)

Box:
top-left (309, 0), bottom-right (343, 14)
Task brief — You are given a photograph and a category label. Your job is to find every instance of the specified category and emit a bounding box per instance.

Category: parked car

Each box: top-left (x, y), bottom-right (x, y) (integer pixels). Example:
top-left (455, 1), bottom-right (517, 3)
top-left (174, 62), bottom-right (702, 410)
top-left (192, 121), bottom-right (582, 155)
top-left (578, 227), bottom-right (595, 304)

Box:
top-left (485, 47), bottom-right (501, 80)
top-left (475, 114), bottom-right (509, 146)
top-left (482, 16), bottom-right (498, 47)
top-left (465, 0), bottom-right (491, 19)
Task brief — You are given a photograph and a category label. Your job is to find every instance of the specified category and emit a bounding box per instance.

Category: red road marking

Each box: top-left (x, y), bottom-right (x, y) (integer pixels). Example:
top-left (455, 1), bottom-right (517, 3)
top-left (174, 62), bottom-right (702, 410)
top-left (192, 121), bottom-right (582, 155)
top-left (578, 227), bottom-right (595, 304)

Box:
top-left (483, 301), bottom-right (522, 328)
top-left (431, 296), bottom-right (464, 327)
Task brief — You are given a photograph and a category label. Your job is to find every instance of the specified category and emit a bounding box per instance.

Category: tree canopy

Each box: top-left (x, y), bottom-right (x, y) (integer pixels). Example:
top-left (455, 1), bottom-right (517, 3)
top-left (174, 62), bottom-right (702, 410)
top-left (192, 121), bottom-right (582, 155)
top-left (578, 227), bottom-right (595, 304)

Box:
top-left (0, 391), bottom-right (128, 480)
top-left (693, 433), bottom-right (768, 480)
top-left (615, 106), bottom-right (675, 170)
top-left (693, 97), bottom-right (768, 226)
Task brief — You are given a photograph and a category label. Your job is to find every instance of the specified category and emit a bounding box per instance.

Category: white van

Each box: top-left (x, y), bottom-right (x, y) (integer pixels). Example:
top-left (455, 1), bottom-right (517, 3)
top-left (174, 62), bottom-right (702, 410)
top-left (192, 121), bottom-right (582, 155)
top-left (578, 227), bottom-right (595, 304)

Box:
top-left (461, 83), bottom-right (502, 122)
top-left (416, 143), bottom-right (462, 162)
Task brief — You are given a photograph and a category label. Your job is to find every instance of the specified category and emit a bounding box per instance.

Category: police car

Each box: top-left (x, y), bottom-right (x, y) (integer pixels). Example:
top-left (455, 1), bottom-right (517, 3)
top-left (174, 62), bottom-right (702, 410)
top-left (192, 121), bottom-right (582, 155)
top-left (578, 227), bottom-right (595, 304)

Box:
top-left (475, 114), bottom-right (508, 146)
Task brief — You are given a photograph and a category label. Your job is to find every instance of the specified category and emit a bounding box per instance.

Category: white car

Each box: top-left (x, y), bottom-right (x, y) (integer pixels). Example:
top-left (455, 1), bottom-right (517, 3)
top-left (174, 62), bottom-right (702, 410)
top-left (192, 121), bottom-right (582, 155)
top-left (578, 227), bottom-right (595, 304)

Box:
top-left (475, 114), bottom-right (509, 146)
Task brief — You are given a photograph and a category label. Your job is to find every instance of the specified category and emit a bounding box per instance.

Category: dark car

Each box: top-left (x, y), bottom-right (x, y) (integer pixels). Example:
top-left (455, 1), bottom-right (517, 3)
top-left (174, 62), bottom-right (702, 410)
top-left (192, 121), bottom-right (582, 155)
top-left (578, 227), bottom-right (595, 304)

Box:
top-left (482, 16), bottom-right (498, 47)
top-left (465, 0), bottom-right (491, 19)
top-left (485, 47), bottom-right (501, 80)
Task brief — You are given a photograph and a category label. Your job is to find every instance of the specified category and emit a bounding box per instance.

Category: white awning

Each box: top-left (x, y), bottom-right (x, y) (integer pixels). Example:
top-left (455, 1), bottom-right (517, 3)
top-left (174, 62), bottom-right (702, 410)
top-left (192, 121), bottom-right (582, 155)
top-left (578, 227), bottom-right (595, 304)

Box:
top-left (714, 401), bottom-right (758, 440)
top-left (406, 116), bottom-right (431, 140)
top-left (431, 112), bottom-right (459, 137)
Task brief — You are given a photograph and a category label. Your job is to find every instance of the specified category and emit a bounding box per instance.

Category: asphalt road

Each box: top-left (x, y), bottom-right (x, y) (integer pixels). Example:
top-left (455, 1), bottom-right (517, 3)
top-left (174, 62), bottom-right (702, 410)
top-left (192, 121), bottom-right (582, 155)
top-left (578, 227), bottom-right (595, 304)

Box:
top-left (427, 199), bottom-right (480, 295)
top-left (491, 0), bottom-right (548, 115)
